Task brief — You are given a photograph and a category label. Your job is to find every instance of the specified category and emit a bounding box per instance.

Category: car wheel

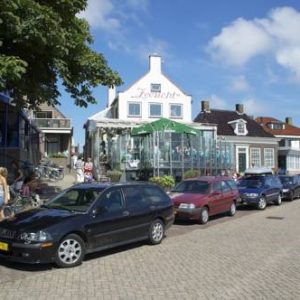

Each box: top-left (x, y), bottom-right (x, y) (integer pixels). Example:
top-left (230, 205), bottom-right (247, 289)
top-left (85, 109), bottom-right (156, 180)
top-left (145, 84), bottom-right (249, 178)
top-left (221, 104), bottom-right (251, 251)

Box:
top-left (55, 234), bottom-right (85, 268)
top-left (149, 219), bottom-right (164, 245)
top-left (228, 202), bottom-right (236, 217)
top-left (275, 193), bottom-right (282, 206)
top-left (199, 207), bottom-right (209, 224)
top-left (289, 191), bottom-right (294, 201)
top-left (257, 196), bottom-right (267, 210)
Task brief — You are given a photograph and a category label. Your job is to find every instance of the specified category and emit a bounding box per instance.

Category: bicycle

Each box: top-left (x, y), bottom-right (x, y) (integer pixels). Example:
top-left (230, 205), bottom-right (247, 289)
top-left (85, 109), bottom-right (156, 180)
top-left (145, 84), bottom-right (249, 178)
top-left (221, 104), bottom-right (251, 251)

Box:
top-left (4, 192), bottom-right (42, 218)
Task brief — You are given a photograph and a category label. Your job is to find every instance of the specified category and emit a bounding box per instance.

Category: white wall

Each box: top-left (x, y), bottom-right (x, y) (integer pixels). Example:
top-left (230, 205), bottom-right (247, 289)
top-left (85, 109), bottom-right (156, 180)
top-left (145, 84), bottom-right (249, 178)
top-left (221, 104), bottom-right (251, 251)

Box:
top-left (117, 55), bottom-right (192, 122)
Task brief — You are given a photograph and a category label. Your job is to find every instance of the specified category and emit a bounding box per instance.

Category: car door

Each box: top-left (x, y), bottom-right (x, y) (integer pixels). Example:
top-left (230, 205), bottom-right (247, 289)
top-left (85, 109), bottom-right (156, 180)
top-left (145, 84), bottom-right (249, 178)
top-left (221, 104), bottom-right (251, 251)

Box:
top-left (208, 181), bottom-right (223, 215)
top-left (264, 176), bottom-right (276, 201)
top-left (122, 185), bottom-right (153, 240)
top-left (86, 187), bottom-right (129, 249)
top-left (221, 180), bottom-right (234, 212)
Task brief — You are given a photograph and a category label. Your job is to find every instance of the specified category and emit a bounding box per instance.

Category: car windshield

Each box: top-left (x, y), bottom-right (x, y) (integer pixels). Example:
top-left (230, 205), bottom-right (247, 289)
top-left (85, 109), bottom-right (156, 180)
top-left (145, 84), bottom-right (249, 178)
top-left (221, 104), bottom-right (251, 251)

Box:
top-left (172, 181), bottom-right (210, 194)
top-left (44, 188), bottom-right (105, 212)
top-left (279, 176), bottom-right (294, 184)
top-left (238, 179), bottom-right (263, 188)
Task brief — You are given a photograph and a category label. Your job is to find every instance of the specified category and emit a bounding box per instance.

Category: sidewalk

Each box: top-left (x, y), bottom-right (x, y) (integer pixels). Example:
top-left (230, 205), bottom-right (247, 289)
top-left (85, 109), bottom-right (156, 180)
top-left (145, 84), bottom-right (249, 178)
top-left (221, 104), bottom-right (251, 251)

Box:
top-left (38, 173), bottom-right (76, 200)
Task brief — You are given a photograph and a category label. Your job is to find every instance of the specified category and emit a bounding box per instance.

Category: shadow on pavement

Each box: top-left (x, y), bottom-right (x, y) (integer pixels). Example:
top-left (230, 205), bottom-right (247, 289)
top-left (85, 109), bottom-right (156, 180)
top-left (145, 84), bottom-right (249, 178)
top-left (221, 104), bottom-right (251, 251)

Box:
top-left (0, 258), bottom-right (54, 272)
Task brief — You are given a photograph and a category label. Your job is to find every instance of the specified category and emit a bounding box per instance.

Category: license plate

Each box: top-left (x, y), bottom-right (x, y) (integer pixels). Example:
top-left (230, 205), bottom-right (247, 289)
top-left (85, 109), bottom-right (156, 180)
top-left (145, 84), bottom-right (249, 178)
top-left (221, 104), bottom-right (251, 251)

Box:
top-left (0, 242), bottom-right (8, 251)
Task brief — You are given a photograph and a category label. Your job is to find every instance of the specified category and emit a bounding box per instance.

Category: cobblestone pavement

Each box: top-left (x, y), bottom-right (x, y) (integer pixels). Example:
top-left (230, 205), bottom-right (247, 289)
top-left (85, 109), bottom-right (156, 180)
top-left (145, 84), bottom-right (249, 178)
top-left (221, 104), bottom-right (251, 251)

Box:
top-left (0, 178), bottom-right (300, 299)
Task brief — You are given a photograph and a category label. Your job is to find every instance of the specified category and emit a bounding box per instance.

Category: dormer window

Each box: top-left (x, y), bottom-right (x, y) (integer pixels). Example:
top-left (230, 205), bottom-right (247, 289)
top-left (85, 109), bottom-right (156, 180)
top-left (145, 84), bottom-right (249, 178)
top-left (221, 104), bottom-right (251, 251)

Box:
top-left (228, 119), bottom-right (248, 136)
top-left (238, 122), bottom-right (245, 134)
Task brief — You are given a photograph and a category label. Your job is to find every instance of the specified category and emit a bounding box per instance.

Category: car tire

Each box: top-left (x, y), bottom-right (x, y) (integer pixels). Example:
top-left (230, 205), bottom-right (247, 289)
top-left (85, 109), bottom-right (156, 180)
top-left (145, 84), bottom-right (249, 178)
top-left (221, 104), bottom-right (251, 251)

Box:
top-left (55, 234), bottom-right (85, 268)
top-left (289, 191), bottom-right (294, 202)
top-left (274, 193), bottom-right (282, 206)
top-left (199, 207), bottom-right (209, 224)
top-left (228, 202), bottom-right (236, 217)
top-left (149, 219), bottom-right (164, 245)
top-left (257, 196), bottom-right (267, 210)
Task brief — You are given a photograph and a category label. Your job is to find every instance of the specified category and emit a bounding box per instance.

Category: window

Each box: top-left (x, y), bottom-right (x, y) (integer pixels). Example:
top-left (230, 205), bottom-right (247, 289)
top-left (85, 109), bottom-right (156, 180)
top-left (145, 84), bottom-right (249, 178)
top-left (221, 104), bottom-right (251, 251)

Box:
top-left (170, 104), bottom-right (182, 118)
top-left (34, 111), bottom-right (52, 118)
top-left (151, 83), bottom-right (161, 92)
top-left (123, 186), bottom-right (149, 211)
top-left (250, 148), bottom-right (261, 167)
top-left (143, 186), bottom-right (170, 205)
top-left (264, 148), bottom-right (275, 168)
top-left (212, 182), bottom-right (222, 192)
top-left (227, 180), bottom-right (238, 190)
top-left (221, 181), bottom-right (231, 192)
top-left (100, 190), bottom-right (123, 213)
top-left (149, 103), bottom-right (162, 117)
top-left (128, 102), bottom-right (141, 117)
top-left (238, 122), bottom-right (245, 134)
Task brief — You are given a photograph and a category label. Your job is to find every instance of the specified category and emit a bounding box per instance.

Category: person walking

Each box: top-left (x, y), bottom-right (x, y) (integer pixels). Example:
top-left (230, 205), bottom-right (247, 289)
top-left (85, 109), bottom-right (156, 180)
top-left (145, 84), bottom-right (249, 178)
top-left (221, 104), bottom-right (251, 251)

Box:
top-left (0, 167), bottom-right (9, 220)
top-left (84, 157), bottom-right (93, 182)
top-left (75, 156), bottom-right (84, 183)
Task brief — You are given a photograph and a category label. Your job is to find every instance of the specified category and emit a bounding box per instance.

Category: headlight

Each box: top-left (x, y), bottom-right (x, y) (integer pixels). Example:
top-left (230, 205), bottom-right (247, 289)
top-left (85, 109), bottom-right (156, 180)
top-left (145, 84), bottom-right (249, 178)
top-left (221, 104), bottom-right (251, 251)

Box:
top-left (179, 203), bottom-right (196, 209)
top-left (282, 189), bottom-right (290, 193)
top-left (245, 193), bottom-right (259, 197)
top-left (19, 231), bottom-right (52, 242)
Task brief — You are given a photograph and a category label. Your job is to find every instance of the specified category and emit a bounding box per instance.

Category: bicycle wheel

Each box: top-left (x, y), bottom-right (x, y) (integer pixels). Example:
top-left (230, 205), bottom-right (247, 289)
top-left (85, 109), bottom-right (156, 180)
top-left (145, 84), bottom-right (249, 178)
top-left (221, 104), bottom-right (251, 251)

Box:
top-left (3, 206), bottom-right (15, 218)
top-left (49, 169), bottom-right (59, 182)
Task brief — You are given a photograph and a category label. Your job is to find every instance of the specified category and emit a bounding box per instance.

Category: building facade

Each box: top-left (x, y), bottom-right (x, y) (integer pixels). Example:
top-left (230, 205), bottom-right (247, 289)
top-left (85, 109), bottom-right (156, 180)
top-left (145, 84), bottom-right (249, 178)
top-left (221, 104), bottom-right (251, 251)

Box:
top-left (0, 92), bottom-right (41, 173)
top-left (29, 103), bottom-right (73, 161)
top-left (256, 116), bottom-right (300, 174)
top-left (194, 101), bottom-right (279, 174)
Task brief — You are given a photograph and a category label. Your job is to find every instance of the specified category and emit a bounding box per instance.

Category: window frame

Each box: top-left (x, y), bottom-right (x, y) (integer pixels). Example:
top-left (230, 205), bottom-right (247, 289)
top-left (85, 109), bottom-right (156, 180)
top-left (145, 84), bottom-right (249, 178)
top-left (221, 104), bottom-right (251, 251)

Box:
top-left (150, 83), bottom-right (161, 93)
top-left (170, 103), bottom-right (183, 119)
top-left (149, 102), bottom-right (162, 118)
top-left (250, 148), bottom-right (261, 167)
top-left (128, 102), bottom-right (142, 118)
top-left (264, 148), bottom-right (275, 168)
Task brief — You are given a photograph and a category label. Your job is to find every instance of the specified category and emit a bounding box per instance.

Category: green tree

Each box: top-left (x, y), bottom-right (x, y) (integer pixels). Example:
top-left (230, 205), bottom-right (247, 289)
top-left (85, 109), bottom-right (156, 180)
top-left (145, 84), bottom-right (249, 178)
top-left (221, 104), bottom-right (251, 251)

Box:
top-left (0, 0), bottom-right (122, 108)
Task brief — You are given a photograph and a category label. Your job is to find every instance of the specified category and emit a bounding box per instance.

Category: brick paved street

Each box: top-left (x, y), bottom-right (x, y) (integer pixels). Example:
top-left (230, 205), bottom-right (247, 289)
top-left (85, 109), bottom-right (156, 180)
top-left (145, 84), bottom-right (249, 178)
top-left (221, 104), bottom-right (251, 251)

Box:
top-left (0, 178), bottom-right (300, 299)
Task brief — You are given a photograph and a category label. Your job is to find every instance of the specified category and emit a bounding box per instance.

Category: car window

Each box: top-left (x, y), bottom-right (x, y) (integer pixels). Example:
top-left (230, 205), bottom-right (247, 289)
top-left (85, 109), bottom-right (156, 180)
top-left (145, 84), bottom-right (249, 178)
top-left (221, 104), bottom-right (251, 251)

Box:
top-left (143, 186), bottom-right (170, 205)
top-left (99, 189), bottom-right (123, 213)
top-left (238, 179), bottom-right (262, 188)
top-left (123, 186), bottom-right (150, 210)
top-left (221, 181), bottom-right (231, 192)
top-left (212, 182), bottom-right (222, 192)
top-left (46, 188), bottom-right (105, 212)
top-left (227, 180), bottom-right (238, 190)
top-left (173, 180), bottom-right (209, 194)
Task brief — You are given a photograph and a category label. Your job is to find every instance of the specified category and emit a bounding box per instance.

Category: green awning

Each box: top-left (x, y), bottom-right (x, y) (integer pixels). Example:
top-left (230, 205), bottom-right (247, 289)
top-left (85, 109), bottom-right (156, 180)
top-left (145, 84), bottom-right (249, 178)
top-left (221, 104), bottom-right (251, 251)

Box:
top-left (131, 118), bottom-right (198, 136)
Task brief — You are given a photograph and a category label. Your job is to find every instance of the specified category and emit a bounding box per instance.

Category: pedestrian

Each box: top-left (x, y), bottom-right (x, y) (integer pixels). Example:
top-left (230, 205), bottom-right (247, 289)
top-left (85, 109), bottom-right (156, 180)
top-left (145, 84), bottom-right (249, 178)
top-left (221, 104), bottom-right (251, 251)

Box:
top-left (0, 167), bottom-right (9, 220)
top-left (71, 152), bottom-right (78, 170)
top-left (84, 157), bottom-right (93, 183)
top-left (75, 156), bottom-right (84, 183)
top-left (11, 160), bottom-right (24, 194)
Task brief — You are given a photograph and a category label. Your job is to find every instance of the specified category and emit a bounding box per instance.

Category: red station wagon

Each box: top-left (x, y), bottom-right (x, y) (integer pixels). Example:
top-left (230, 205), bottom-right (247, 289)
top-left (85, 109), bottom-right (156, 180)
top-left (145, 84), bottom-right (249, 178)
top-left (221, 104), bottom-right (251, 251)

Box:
top-left (170, 176), bottom-right (240, 224)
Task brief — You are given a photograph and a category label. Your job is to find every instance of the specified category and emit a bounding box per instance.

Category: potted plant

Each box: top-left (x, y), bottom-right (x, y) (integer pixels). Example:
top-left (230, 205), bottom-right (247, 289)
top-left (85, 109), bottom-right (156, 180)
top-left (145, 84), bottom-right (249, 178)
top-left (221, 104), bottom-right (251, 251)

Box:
top-left (183, 169), bottom-right (200, 179)
top-left (107, 169), bottom-right (122, 182)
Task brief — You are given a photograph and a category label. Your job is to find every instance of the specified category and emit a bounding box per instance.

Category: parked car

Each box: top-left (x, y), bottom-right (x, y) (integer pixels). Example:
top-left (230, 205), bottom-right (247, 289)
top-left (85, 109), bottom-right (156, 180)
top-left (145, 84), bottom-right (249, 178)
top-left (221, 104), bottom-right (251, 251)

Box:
top-left (170, 176), bottom-right (239, 224)
top-left (238, 175), bottom-right (283, 210)
top-left (0, 182), bottom-right (174, 268)
top-left (279, 175), bottom-right (300, 201)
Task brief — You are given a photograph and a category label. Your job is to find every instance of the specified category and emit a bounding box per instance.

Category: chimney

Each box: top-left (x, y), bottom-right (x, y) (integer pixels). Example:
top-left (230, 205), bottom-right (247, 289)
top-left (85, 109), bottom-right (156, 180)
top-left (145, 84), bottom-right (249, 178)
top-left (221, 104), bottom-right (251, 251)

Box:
top-left (285, 117), bottom-right (293, 125)
top-left (149, 54), bottom-right (161, 73)
top-left (201, 100), bottom-right (210, 112)
top-left (107, 86), bottom-right (116, 107)
top-left (236, 104), bottom-right (244, 114)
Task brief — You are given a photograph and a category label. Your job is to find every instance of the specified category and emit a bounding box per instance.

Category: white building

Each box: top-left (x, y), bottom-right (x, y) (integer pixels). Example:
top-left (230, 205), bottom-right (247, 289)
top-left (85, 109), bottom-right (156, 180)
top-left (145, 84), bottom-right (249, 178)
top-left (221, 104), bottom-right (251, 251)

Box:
top-left (108, 55), bottom-right (192, 122)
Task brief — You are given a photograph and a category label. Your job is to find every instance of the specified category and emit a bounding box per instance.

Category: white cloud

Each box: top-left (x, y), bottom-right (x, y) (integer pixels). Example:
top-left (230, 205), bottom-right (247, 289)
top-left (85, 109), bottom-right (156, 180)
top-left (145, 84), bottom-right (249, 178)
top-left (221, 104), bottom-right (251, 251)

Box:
top-left (127, 0), bottom-right (148, 11)
top-left (208, 6), bottom-right (300, 82)
top-left (208, 18), bottom-right (272, 66)
top-left (242, 98), bottom-right (266, 116)
top-left (230, 75), bottom-right (250, 92)
top-left (209, 95), bottom-right (227, 110)
top-left (78, 0), bottom-right (120, 30)
top-left (136, 37), bottom-right (169, 61)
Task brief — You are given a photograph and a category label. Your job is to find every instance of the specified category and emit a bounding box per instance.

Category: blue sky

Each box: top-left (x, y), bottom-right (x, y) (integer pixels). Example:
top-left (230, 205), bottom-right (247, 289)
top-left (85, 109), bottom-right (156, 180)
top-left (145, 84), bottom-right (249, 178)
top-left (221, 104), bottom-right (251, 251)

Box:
top-left (59, 0), bottom-right (300, 148)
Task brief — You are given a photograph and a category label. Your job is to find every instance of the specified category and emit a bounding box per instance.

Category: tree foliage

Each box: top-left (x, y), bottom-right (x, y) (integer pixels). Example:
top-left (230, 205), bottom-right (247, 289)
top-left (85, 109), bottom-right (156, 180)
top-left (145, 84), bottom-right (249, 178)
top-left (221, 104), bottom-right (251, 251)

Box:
top-left (0, 0), bottom-right (122, 109)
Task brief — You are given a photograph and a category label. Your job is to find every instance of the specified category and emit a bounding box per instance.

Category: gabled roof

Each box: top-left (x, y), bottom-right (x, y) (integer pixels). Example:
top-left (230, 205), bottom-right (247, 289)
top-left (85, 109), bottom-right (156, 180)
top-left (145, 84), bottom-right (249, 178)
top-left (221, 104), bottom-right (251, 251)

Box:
top-left (256, 116), bottom-right (300, 136)
top-left (194, 109), bottom-right (274, 138)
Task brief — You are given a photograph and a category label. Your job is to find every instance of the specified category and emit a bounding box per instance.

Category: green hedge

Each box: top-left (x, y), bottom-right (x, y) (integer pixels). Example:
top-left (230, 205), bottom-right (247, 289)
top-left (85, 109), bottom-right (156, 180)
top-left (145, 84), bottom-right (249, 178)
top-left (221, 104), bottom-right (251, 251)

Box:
top-left (149, 175), bottom-right (175, 190)
top-left (107, 170), bottom-right (122, 182)
top-left (183, 169), bottom-right (200, 179)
